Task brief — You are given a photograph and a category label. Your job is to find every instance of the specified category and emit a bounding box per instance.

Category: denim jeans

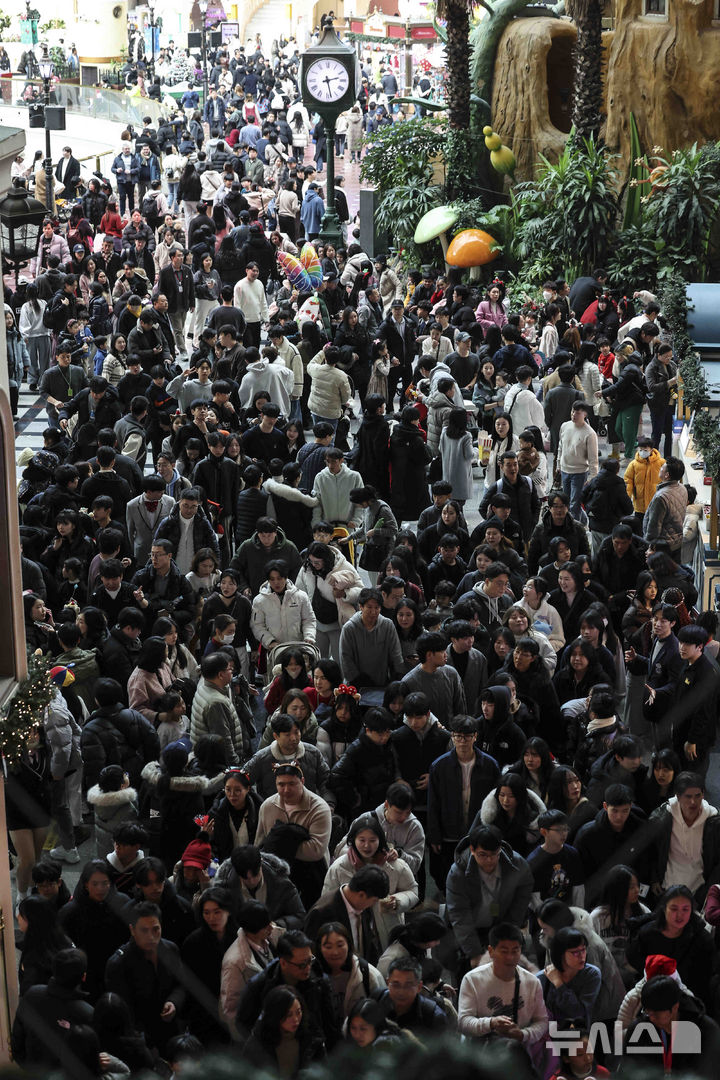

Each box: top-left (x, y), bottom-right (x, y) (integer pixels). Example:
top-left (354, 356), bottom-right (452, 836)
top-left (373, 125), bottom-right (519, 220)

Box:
top-left (561, 470), bottom-right (587, 522)
top-left (311, 413), bottom-right (338, 431)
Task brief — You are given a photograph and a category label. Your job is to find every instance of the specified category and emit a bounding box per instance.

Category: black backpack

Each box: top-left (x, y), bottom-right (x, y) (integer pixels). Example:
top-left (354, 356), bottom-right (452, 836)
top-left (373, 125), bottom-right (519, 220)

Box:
top-left (141, 191), bottom-right (157, 219)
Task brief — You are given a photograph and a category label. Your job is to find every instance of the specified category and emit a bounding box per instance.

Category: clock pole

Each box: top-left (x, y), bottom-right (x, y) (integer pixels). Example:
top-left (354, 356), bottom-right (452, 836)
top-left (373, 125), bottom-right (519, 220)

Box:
top-left (319, 113), bottom-right (343, 250)
top-left (300, 20), bottom-right (359, 253)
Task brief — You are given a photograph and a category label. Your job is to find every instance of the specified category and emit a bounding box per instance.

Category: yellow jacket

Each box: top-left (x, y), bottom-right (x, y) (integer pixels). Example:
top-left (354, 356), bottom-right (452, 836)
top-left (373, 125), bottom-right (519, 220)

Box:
top-left (624, 448), bottom-right (665, 512)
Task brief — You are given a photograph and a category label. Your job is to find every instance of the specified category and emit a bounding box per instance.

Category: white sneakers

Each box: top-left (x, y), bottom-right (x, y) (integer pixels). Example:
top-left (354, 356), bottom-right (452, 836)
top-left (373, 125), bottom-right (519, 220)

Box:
top-left (49, 845), bottom-right (81, 864)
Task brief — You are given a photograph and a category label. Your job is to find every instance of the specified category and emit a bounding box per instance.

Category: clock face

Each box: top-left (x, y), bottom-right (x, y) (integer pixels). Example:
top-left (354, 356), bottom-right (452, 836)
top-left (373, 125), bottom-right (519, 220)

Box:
top-left (305, 58), bottom-right (350, 104)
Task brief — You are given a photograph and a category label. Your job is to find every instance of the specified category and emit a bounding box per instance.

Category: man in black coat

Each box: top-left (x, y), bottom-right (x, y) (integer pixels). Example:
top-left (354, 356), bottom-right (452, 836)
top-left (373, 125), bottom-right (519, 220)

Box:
top-left (622, 976), bottom-right (720, 1080)
top-left (328, 710), bottom-right (400, 818)
top-left (378, 299), bottom-right (417, 406)
top-left (127, 308), bottom-right (173, 370)
top-left (80, 446), bottom-right (133, 518)
top-left (304, 866), bottom-right (390, 966)
top-left (235, 930), bottom-right (340, 1048)
top-left (479, 452), bottom-right (541, 544)
top-left (527, 491), bottom-right (591, 575)
top-left (90, 559), bottom-right (143, 628)
top-left (104, 902), bottom-right (184, 1054)
top-left (54, 146), bottom-right (81, 198)
top-left (151, 292), bottom-right (177, 357)
top-left (153, 489), bottom-right (221, 568)
top-left (672, 625), bottom-right (720, 778)
top-left (157, 247), bottom-right (196, 352)
top-left (625, 602), bottom-right (683, 751)
top-left (574, 783), bottom-right (650, 908)
top-left (131, 538), bottom-right (197, 630)
top-left (11, 948), bottom-right (94, 1070)
top-left (594, 523), bottom-right (647, 632)
top-left (58, 377), bottom-right (122, 435)
top-left (99, 609), bottom-right (144, 704)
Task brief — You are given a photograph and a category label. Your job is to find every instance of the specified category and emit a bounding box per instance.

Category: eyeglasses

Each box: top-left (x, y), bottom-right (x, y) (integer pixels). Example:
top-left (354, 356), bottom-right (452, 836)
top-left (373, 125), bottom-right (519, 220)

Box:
top-left (452, 734), bottom-right (475, 742)
top-left (286, 957), bottom-right (312, 968)
top-left (567, 947), bottom-right (587, 957)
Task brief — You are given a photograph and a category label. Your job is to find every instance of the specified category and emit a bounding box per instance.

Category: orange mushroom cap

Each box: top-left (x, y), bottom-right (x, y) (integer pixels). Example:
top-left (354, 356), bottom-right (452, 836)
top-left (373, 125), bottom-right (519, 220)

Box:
top-left (446, 229), bottom-right (498, 268)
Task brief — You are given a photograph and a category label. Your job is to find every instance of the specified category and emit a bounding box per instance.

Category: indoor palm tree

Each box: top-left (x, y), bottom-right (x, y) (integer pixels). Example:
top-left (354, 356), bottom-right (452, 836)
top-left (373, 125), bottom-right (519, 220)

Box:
top-left (566, 0), bottom-right (604, 140)
top-left (436, 0), bottom-right (473, 130)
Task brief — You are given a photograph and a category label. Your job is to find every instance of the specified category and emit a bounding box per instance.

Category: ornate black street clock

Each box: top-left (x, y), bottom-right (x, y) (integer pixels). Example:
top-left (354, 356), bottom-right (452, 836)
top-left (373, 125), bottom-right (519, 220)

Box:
top-left (300, 22), bottom-right (360, 248)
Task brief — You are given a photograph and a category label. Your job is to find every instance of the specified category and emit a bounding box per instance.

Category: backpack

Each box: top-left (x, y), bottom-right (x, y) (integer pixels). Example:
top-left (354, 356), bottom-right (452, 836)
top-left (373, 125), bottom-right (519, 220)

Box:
top-left (42, 302), bottom-right (60, 330)
top-left (141, 191), bottom-right (157, 219)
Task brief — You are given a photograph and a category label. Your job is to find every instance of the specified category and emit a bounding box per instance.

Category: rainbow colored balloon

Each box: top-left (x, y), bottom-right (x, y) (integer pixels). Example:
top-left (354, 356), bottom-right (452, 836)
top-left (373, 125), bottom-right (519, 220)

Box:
top-left (276, 242), bottom-right (324, 292)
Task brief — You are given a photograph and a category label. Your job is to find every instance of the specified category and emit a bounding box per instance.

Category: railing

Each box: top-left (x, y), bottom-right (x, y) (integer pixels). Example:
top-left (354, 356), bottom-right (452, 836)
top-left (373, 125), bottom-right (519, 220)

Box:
top-left (0, 74), bottom-right (165, 128)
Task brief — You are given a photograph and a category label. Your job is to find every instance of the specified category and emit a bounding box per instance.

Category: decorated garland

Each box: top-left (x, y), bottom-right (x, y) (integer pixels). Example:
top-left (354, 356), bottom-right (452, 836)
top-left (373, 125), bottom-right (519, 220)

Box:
top-left (0, 653), bottom-right (54, 769)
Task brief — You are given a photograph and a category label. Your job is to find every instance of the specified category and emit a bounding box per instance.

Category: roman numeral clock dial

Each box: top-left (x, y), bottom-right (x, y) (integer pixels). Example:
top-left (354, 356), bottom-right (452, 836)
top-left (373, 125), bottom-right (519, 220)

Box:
top-left (306, 59), bottom-right (349, 104)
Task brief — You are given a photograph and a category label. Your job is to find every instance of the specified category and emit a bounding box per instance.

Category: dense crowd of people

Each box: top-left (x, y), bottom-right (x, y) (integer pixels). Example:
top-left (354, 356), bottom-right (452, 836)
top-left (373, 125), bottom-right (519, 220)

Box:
top-left (3, 33), bottom-right (720, 1080)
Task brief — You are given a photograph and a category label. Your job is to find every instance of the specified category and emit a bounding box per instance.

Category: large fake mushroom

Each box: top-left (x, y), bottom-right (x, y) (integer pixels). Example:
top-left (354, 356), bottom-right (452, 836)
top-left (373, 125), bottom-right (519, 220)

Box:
top-left (414, 205), bottom-right (459, 268)
top-left (446, 228), bottom-right (499, 281)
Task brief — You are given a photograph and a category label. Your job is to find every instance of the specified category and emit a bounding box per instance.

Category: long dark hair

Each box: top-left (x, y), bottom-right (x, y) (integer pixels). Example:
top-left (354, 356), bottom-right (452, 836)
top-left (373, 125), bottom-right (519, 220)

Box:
top-left (445, 407), bottom-right (468, 440)
top-left (493, 772), bottom-right (535, 830)
top-left (491, 411), bottom-right (514, 449)
top-left (135, 635), bottom-right (168, 674)
top-left (18, 895), bottom-right (72, 957)
top-left (256, 985), bottom-right (306, 1047)
top-left (598, 864), bottom-right (643, 931)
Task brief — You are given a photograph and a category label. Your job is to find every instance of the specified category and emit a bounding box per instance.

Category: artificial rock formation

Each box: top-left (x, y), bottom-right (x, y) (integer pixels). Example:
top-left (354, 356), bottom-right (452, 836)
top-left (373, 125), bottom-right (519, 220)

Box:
top-left (604, 0), bottom-right (720, 161)
top-left (491, 16), bottom-right (577, 178)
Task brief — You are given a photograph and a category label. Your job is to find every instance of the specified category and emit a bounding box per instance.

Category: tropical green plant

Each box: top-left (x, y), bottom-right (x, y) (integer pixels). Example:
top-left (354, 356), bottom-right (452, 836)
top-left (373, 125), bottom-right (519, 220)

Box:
top-left (360, 117), bottom-right (444, 194)
top-left (0, 10), bottom-right (11, 38)
top-left (375, 181), bottom-right (444, 266)
top-left (642, 143), bottom-right (720, 281)
top-left (508, 132), bottom-right (620, 282)
top-left (40, 18), bottom-right (66, 32)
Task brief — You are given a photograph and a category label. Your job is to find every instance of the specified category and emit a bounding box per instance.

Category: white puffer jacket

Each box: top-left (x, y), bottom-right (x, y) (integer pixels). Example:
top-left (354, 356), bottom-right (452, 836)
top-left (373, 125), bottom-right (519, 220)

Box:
top-left (251, 579), bottom-right (316, 649)
top-left (296, 548), bottom-right (363, 628)
top-left (307, 355), bottom-right (352, 419)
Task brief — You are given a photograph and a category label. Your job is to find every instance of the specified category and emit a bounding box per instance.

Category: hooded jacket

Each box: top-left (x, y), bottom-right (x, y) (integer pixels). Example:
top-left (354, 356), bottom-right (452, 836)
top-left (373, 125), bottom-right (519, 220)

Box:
top-left (215, 851), bottom-right (305, 928)
top-left (586, 746), bottom-right (647, 807)
top-left (391, 712), bottom-right (450, 809)
top-left (44, 689), bottom-right (82, 779)
top-left (582, 467), bottom-right (634, 533)
top-left (87, 783), bottom-right (139, 855)
top-left (220, 923), bottom-right (285, 1028)
top-left (329, 729), bottom-right (401, 817)
top-left (646, 795), bottom-right (720, 897)
top-left (426, 388), bottom-right (456, 456)
top-left (299, 187), bottom-right (324, 234)
top-left (307, 356), bottom-right (352, 419)
top-left (446, 838), bottom-right (534, 958)
top-left (81, 700), bottom-right (159, 789)
top-left (475, 685), bottom-right (527, 768)
top-left (321, 852), bottom-right (418, 949)
top-left (238, 358), bottom-right (295, 413)
top-left (624, 447), bottom-right (665, 512)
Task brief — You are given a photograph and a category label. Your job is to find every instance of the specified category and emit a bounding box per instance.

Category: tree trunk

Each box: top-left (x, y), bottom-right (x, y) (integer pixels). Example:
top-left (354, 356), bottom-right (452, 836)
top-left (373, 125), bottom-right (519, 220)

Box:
top-left (444, 0), bottom-right (472, 130)
top-left (570, 0), bottom-right (603, 139)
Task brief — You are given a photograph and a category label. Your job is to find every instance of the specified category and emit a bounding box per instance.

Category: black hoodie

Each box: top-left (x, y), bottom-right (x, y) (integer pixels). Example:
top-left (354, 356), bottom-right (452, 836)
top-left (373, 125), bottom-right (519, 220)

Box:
top-left (475, 685), bottom-right (527, 768)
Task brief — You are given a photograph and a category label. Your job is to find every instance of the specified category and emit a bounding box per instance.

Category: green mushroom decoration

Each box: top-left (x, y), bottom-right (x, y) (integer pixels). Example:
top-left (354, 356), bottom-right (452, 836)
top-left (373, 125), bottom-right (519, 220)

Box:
top-left (413, 205), bottom-right (460, 268)
top-left (446, 228), bottom-right (499, 281)
top-left (483, 125), bottom-right (517, 176)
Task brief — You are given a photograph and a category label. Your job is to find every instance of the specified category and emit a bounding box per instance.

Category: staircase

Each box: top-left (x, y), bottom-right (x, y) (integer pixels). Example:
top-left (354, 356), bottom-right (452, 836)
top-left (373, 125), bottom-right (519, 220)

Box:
top-left (244, 0), bottom-right (293, 53)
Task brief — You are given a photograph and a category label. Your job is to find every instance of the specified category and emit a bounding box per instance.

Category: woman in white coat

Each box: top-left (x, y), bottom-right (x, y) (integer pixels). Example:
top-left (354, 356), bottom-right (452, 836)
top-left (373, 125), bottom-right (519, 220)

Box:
top-left (296, 542), bottom-right (363, 659)
top-left (250, 562), bottom-right (316, 651)
top-left (322, 815), bottom-right (418, 952)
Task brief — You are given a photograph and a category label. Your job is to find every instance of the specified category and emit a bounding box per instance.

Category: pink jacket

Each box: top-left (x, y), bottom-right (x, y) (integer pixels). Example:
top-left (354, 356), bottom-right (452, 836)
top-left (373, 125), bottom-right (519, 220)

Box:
top-left (128, 663), bottom-right (174, 725)
top-left (475, 299), bottom-right (506, 332)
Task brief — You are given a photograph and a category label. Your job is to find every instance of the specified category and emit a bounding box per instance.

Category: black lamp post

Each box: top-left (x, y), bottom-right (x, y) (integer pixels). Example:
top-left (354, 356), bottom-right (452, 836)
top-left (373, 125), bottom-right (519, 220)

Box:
top-left (148, 0), bottom-right (156, 81)
top-left (0, 181), bottom-right (47, 286)
top-left (199, 0), bottom-right (209, 110)
top-left (37, 45), bottom-right (55, 216)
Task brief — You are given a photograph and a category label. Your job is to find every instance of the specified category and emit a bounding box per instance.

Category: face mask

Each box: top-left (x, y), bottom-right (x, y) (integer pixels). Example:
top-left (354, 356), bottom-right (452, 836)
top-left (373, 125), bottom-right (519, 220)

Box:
top-left (638, 449), bottom-right (651, 459)
top-left (542, 291), bottom-right (552, 301)
top-left (222, 632), bottom-right (235, 644)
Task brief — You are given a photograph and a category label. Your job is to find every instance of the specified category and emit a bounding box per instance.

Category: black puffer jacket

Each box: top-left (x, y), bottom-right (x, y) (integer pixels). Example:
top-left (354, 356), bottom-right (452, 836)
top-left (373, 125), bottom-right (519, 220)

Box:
top-left (328, 730), bottom-right (400, 817)
top-left (581, 467), bottom-right (634, 533)
top-left (100, 626), bottom-right (143, 701)
top-left (601, 358), bottom-right (646, 411)
top-left (80, 701), bottom-right (159, 789)
top-left (527, 507), bottom-right (590, 576)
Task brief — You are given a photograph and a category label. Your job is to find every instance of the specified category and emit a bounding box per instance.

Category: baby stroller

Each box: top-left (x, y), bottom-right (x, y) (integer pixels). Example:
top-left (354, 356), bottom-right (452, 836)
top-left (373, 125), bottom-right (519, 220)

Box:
top-left (263, 640), bottom-right (321, 687)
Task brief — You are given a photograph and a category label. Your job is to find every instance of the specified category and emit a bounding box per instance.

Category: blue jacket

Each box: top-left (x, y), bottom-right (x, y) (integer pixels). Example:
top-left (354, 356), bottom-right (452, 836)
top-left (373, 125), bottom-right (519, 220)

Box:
top-left (426, 746), bottom-right (500, 846)
top-left (300, 189), bottom-right (324, 234)
top-left (203, 94), bottom-right (226, 127)
top-left (112, 152), bottom-right (140, 183)
top-left (137, 153), bottom-right (160, 183)
top-left (181, 89), bottom-right (199, 110)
